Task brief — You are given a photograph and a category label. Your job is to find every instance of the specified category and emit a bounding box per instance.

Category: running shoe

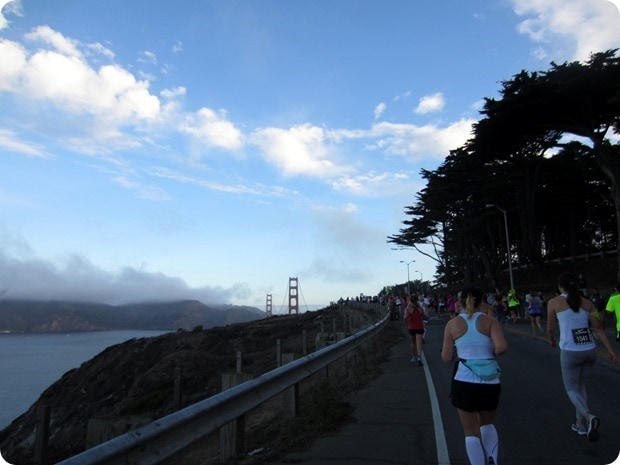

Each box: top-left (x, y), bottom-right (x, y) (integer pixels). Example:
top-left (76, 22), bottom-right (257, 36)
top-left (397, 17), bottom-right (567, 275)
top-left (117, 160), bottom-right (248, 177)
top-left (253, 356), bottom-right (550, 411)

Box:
top-left (410, 357), bottom-right (416, 363)
top-left (417, 357), bottom-right (423, 366)
top-left (571, 423), bottom-right (587, 436)
top-left (587, 416), bottom-right (600, 442)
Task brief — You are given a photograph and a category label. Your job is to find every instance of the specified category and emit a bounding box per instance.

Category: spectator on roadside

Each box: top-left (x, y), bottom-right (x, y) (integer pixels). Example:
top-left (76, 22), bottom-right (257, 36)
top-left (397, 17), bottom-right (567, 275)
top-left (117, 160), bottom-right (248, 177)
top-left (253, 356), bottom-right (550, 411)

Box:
top-left (441, 287), bottom-right (508, 465)
top-left (547, 272), bottom-right (617, 441)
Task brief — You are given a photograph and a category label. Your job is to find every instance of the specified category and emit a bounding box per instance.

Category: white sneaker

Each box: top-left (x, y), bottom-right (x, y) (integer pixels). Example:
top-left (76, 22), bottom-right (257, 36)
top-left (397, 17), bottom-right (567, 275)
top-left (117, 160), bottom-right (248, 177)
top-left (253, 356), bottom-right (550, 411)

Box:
top-left (571, 423), bottom-right (587, 435)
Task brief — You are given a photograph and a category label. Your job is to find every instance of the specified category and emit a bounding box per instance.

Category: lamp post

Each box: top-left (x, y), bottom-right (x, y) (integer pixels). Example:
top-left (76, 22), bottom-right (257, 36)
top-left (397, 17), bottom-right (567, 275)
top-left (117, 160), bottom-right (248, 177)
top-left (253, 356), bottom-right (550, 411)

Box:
top-left (400, 260), bottom-right (414, 295)
top-left (486, 204), bottom-right (515, 291)
top-left (415, 270), bottom-right (424, 295)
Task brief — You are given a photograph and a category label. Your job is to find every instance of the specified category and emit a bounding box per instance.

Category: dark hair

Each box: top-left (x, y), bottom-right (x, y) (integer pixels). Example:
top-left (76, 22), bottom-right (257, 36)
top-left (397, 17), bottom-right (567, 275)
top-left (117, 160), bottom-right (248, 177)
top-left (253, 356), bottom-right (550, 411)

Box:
top-left (558, 272), bottom-right (581, 312)
top-left (460, 287), bottom-right (484, 318)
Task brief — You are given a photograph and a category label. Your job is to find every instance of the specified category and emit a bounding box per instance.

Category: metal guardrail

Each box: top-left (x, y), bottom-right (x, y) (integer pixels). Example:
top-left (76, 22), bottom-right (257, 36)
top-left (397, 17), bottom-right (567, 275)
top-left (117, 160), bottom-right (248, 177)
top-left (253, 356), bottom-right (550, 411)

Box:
top-left (55, 310), bottom-right (390, 465)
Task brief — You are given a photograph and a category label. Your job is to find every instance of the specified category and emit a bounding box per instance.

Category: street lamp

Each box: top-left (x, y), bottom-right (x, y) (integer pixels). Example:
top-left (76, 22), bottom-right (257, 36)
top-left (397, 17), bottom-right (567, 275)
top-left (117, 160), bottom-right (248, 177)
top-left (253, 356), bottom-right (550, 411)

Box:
top-left (400, 260), bottom-right (414, 295)
top-left (415, 270), bottom-right (424, 295)
top-left (486, 203), bottom-right (515, 291)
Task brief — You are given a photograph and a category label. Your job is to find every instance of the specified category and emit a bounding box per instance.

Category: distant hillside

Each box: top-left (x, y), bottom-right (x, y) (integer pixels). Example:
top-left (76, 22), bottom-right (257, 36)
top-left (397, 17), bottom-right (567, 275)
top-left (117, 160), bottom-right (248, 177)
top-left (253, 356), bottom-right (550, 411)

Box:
top-left (0, 299), bottom-right (265, 333)
top-left (0, 305), bottom-right (380, 464)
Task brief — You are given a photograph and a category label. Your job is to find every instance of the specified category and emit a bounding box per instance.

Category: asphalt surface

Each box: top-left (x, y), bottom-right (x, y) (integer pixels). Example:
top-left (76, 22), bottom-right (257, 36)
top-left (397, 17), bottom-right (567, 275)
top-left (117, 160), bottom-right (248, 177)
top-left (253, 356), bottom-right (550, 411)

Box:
top-left (270, 316), bottom-right (620, 465)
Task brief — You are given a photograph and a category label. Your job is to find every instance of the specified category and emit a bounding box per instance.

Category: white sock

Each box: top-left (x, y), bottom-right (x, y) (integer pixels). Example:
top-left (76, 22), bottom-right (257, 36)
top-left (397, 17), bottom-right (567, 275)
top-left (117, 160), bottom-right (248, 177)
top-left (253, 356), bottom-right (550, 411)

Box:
top-left (465, 436), bottom-right (486, 465)
top-left (480, 424), bottom-right (498, 464)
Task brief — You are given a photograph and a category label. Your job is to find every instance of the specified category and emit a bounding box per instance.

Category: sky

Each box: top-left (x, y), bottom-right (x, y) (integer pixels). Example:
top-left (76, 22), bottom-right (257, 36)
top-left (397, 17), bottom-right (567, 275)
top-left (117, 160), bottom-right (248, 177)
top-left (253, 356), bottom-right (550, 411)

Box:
top-left (0, 1), bottom-right (619, 311)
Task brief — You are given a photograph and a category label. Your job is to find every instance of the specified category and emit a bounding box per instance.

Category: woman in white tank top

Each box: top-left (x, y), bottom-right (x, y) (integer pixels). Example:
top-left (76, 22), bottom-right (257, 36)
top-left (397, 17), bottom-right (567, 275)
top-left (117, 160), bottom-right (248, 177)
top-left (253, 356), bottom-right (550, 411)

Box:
top-left (441, 287), bottom-right (508, 465)
top-left (547, 272), bottom-right (617, 442)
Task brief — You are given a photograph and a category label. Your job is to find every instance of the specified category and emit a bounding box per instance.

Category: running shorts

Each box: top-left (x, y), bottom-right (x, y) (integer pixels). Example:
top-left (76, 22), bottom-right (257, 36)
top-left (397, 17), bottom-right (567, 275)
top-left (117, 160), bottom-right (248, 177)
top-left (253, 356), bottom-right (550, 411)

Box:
top-left (451, 380), bottom-right (501, 412)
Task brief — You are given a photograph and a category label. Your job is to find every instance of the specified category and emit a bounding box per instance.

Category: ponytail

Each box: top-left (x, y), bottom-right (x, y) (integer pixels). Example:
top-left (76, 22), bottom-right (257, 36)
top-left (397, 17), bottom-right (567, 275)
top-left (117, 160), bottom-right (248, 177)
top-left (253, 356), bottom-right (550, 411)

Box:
top-left (558, 272), bottom-right (582, 312)
top-left (460, 287), bottom-right (483, 319)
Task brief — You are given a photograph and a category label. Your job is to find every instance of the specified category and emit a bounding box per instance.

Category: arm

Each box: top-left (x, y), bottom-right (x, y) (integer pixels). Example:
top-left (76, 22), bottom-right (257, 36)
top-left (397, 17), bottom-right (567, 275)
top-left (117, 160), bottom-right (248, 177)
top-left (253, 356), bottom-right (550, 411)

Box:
top-left (489, 319), bottom-right (508, 356)
top-left (441, 323), bottom-right (454, 363)
top-left (590, 314), bottom-right (617, 365)
top-left (547, 302), bottom-right (557, 347)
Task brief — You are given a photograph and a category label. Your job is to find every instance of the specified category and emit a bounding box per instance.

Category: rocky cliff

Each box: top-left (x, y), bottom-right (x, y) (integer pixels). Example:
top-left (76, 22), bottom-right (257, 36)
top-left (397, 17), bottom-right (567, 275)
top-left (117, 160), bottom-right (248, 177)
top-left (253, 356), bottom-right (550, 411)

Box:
top-left (0, 304), bottom-right (370, 464)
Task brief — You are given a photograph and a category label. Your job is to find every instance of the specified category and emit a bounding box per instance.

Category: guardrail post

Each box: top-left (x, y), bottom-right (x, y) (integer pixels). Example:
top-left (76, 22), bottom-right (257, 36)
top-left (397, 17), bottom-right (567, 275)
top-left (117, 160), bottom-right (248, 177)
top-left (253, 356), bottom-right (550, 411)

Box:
top-left (281, 353), bottom-right (299, 418)
top-left (35, 404), bottom-right (50, 465)
top-left (276, 339), bottom-right (282, 367)
top-left (174, 367), bottom-right (182, 410)
top-left (236, 350), bottom-right (242, 373)
top-left (220, 372), bottom-right (252, 462)
top-left (302, 330), bottom-right (307, 355)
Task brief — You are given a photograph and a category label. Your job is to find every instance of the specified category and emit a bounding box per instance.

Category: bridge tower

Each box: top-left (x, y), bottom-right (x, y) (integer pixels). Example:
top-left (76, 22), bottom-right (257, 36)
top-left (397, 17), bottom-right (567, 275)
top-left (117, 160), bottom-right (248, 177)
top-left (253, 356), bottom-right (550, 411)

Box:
top-left (265, 294), bottom-right (273, 317)
top-left (288, 277), bottom-right (299, 315)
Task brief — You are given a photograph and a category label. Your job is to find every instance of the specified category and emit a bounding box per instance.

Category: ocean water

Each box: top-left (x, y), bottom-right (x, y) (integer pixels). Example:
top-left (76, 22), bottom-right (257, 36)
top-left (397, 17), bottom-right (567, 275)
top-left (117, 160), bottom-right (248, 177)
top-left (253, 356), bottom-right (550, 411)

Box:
top-left (0, 330), bottom-right (168, 430)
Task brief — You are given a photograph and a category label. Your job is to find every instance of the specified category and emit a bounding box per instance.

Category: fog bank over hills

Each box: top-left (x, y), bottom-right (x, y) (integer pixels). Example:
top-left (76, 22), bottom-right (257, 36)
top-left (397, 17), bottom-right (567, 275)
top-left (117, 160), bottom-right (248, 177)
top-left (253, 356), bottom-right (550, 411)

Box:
top-left (0, 247), bottom-right (250, 305)
top-left (0, 299), bottom-right (265, 333)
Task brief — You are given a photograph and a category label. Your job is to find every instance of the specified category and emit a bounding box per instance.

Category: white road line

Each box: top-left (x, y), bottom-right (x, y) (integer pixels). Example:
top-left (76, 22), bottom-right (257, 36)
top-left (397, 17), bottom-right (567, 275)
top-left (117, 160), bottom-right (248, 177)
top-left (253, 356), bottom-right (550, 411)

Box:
top-left (421, 352), bottom-right (451, 465)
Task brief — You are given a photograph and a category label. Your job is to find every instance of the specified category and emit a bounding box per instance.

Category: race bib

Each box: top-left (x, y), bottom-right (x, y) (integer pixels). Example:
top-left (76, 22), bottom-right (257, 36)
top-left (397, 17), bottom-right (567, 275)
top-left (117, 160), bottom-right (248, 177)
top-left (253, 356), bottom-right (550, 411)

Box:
top-left (571, 327), bottom-right (593, 345)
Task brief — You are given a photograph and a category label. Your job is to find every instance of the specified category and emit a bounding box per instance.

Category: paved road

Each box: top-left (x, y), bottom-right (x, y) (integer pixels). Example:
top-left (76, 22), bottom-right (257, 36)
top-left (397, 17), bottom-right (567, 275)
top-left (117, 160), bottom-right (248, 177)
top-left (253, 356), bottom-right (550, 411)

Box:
top-left (271, 317), bottom-right (620, 465)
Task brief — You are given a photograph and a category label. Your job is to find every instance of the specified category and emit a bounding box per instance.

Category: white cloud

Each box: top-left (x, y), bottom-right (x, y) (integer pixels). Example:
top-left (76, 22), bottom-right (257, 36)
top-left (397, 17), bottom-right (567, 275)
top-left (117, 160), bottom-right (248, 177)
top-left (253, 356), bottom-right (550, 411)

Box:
top-left (0, 27), bottom-right (161, 129)
top-left (393, 90), bottom-right (412, 102)
top-left (414, 92), bottom-right (445, 114)
top-left (0, 247), bottom-right (242, 304)
top-left (26, 25), bottom-right (82, 58)
top-left (250, 123), bottom-right (349, 178)
top-left (330, 171), bottom-right (411, 197)
top-left (367, 118), bottom-right (475, 161)
top-left (180, 107), bottom-right (244, 151)
top-left (85, 42), bottom-right (115, 60)
top-left (511, 0), bottom-right (620, 61)
top-left (172, 40), bottom-right (184, 53)
top-left (0, 38), bottom-right (27, 91)
top-left (0, 0), bottom-right (22, 30)
top-left (148, 166), bottom-right (297, 199)
top-left (161, 86), bottom-right (186, 100)
top-left (111, 176), bottom-right (171, 201)
top-left (374, 102), bottom-right (386, 120)
top-left (139, 50), bottom-right (158, 65)
top-left (0, 129), bottom-right (48, 158)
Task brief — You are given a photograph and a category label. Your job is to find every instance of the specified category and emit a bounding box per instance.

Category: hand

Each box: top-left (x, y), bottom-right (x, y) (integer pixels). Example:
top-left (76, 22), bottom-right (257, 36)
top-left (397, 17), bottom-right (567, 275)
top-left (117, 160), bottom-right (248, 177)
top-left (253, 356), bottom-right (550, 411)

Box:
top-left (608, 350), bottom-right (617, 365)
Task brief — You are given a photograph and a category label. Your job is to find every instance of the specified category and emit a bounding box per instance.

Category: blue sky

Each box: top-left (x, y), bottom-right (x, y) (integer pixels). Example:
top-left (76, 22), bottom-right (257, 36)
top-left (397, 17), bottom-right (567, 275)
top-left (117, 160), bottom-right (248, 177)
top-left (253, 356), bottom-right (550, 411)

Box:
top-left (0, 1), bottom-right (619, 310)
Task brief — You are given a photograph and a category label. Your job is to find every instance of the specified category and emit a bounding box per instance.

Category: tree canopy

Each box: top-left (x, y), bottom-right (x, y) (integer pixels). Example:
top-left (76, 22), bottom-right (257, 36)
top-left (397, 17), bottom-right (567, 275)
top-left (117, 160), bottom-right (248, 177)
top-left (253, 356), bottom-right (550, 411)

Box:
top-left (388, 50), bottom-right (620, 290)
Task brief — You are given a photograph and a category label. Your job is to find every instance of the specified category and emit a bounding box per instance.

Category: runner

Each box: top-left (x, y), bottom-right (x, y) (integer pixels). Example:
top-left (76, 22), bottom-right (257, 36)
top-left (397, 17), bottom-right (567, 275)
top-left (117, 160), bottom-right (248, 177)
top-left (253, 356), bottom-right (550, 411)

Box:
top-left (547, 272), bottom-right (617, 441)
top-left (441, 286), bottom-right (508, 465)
